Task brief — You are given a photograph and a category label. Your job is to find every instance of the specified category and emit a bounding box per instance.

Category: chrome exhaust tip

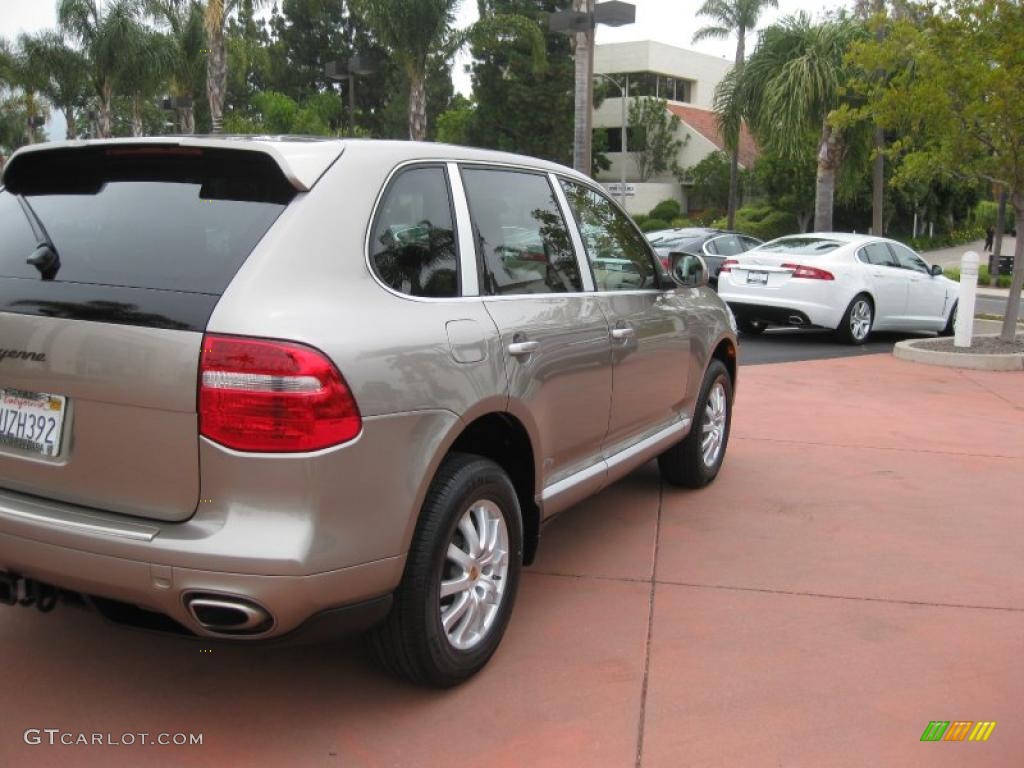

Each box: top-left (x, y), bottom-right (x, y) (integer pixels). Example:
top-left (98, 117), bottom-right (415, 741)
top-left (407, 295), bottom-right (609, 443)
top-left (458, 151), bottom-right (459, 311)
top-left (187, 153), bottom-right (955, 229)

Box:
top-left (185, 594), bottom-right (273, 635)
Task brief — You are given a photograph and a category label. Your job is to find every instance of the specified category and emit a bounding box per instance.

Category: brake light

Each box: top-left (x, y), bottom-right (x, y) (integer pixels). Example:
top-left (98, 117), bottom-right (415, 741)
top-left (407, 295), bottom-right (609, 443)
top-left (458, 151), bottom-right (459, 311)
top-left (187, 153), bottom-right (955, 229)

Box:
top-left (199, 334), bottom-right (361, 452)
top-left (719, 259), bottom-right (739, 273)
top-left (782, 263), bottom-right (834, 280)
top-left (660, 255), bottom-right (671, 269)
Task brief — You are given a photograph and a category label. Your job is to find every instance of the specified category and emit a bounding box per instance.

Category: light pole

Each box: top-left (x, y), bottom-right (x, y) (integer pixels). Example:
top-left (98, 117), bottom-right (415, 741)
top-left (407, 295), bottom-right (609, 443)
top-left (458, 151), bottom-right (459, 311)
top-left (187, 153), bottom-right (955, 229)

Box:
top-left (549, 1), bottom-right (635, 175)
top-left (326, 55), bottom-right (377, 136)
top-left (594, 72), bottom-right (629, 207)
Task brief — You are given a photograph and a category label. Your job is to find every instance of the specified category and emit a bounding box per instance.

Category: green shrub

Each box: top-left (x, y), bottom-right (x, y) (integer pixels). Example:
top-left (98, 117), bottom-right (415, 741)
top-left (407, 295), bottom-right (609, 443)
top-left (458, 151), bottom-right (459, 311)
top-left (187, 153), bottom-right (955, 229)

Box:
top-left (648, 199), bottom-right (682, 222)
top-left (908, 226), bottom-right (984, 252)
top-left (639, 218), bottom-right (670, 233)
top-left (944, 265), bottom-right (992, 283)
top-left (711, 205), bottom-right (798, 241)
top-left (632, 213), bottom-right (649, 226)
top-left (670, 217), bottom-right (694, 228)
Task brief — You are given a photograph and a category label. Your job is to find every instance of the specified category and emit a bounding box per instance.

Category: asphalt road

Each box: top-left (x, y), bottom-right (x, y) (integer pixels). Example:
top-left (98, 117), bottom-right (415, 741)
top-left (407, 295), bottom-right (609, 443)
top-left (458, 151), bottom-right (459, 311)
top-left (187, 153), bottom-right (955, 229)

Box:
top-left (738, 328), bottom-right (934, 365)
top-left (976, 293), bottom-right (1023, 317)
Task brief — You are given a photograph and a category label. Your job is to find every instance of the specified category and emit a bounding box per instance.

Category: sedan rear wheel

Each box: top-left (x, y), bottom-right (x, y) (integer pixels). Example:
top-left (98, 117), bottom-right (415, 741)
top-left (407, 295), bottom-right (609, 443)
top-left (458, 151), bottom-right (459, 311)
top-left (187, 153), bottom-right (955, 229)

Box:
top-left (836, 294), bottom-right (873, 345)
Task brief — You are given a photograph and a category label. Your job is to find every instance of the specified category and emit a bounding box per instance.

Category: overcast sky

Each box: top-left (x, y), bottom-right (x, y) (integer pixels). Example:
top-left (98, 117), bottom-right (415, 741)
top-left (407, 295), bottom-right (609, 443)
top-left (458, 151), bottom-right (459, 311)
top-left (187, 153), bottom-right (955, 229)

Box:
top-left (2, 0), bottom-right (853, 140)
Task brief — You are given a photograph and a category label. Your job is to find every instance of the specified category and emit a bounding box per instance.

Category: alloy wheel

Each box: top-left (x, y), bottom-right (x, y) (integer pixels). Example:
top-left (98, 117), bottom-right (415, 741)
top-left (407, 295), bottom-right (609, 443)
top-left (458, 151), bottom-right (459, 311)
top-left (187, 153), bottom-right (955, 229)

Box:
top-left (700, 380), bottom-right (728, 467)
top-left (850, 299), bottom-right (872, 341)
top-left (439, 500), bottom-right (510, 651)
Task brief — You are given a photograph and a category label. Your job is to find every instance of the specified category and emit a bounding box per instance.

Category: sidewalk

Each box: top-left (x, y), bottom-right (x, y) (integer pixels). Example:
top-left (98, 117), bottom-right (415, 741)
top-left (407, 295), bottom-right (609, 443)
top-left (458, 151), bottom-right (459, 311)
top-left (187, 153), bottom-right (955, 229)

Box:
top-left (1, 355), bottom-right (1022, 767)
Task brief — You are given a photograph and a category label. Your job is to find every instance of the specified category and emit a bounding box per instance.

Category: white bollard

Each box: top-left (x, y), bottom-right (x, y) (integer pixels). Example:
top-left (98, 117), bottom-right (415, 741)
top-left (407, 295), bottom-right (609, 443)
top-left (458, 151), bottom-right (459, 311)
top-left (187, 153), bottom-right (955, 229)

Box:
top-left (954, 251), bottom-right (978, 348)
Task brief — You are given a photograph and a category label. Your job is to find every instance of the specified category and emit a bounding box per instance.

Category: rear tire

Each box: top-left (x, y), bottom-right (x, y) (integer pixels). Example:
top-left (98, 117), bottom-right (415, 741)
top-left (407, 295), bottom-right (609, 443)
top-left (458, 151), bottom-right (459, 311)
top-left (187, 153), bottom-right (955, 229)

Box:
top-left (835, 294), bottom-right (873, 345)
top-left (369, 453), bottom-right (523, 688)
top-left (737, 318), bottom-right (766, 336)
top-left (939, 302), bottom-right (957, 337)
top-left (658, 360), bottom-right (733, 488)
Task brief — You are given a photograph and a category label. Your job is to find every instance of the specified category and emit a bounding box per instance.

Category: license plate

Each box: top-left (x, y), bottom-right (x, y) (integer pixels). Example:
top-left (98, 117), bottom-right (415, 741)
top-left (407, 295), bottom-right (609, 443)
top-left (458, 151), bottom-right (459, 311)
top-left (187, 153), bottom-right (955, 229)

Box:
top-left (0, 388), bottom-right (66, 458)
top-left (747, 271), bottom-right (769, 285)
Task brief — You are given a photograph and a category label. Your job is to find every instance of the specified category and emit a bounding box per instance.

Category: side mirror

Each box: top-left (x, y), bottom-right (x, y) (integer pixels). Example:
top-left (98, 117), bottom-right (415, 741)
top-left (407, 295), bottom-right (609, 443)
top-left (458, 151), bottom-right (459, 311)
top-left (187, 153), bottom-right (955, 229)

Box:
top-left (930, 264), bottom-right (943, 277)
top-left (669, 252), bottom-right (709, 288)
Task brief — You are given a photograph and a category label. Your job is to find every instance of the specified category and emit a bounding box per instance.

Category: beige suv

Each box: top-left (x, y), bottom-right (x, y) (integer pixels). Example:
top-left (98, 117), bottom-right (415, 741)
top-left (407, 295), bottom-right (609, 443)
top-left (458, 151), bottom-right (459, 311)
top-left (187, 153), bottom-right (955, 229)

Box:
top-left (0, 137), bottom-right (737, 687)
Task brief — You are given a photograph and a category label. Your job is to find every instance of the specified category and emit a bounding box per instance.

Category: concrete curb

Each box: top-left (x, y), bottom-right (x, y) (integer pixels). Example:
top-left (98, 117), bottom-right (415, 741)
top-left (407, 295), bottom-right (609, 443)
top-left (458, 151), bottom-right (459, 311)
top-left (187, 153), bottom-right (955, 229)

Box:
top-left (893, 335), bottom-right (1024, 371)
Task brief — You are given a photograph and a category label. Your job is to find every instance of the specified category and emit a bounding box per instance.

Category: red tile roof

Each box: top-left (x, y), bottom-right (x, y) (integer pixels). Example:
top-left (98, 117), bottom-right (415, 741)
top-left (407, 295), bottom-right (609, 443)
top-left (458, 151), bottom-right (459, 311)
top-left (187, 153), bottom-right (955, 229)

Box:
top-left (666, 103), bottom-right (759, 170)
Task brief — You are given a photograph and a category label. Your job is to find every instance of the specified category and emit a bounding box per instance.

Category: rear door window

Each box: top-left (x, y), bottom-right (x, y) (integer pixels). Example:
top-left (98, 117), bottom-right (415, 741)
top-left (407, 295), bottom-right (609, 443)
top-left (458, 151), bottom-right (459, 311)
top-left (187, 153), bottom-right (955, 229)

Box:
top-left (858, 242), bottom-right (897, 266)
top-left (369, 166), bottom-right (459, 298)
top-left (461, 168), bottom-right (583, 296)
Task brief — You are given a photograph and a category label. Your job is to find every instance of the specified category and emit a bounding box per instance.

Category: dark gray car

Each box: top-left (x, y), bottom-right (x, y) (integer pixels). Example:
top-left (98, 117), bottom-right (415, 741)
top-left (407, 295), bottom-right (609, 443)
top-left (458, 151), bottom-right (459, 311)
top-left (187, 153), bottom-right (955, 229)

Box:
top-left (647, 227), bottom-right (762, 286)
top-left (0, 137), bottom-right (737, 687)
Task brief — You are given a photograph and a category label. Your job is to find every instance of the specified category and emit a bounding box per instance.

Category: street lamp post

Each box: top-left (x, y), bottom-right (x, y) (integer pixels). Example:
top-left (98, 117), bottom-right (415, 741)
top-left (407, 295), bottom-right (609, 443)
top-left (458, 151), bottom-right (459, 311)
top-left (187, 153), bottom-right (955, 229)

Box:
top-left (549, 1), bottom-right (635, 175)
top-left (595, 72), bottom-right (629, 208)
top-left (325, 55), bottom-right (377, 136)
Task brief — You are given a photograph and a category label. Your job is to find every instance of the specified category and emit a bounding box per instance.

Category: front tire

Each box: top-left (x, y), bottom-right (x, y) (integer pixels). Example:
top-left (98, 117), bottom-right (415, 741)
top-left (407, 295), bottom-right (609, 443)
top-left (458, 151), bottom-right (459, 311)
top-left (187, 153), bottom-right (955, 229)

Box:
top-left (369, 453), bottom-right (523, 687)
top-left (835, 294), bottom-right (874, 345)
top-left (658, 360), bottom-right (733, 488)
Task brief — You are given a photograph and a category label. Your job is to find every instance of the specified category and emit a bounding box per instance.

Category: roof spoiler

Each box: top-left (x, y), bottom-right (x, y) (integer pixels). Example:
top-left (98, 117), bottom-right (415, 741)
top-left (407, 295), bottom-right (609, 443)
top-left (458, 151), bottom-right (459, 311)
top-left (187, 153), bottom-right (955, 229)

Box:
top-left (2, 136), bottom-right (345, 192)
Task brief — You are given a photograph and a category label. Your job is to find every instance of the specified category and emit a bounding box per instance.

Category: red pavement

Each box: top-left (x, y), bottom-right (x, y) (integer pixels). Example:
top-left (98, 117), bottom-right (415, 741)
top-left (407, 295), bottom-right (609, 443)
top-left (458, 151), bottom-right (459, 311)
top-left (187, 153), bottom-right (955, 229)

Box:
top-left (1, 355), bottom-right (1022, 767)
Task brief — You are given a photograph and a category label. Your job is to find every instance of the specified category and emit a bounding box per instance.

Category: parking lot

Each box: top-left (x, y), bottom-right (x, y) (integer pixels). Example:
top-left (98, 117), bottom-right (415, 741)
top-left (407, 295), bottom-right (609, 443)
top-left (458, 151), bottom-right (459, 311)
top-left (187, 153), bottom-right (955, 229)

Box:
top-left (0, 347), bottom-right (1020, 767)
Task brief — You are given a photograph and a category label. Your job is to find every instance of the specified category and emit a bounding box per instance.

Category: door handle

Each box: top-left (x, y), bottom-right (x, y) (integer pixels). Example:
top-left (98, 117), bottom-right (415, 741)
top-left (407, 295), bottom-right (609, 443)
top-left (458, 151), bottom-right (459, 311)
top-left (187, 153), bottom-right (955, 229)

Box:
top-left (507, 340), bottom-right (539, 356)
top-left (610, 327), bottom-right (634, 340)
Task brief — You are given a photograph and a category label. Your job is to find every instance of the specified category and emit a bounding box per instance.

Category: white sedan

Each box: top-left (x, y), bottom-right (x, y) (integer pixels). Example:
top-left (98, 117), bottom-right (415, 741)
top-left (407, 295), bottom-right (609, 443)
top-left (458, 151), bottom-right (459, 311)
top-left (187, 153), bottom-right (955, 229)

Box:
top-left (717, 233), bottom-right (960, 344)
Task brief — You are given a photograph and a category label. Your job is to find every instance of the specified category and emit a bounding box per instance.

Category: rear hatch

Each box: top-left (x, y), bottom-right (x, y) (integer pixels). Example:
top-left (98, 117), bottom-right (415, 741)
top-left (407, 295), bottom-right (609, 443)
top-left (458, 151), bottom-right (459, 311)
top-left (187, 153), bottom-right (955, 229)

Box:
top-left (0, 143), bottom-right (305, 521)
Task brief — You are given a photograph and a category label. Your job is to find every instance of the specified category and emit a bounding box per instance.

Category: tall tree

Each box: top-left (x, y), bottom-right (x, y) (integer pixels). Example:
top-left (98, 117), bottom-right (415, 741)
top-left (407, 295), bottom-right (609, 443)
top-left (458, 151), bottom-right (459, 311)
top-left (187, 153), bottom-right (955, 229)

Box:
top-left (18, 31), bottom-right (90, 141)
top-left (693, 0), bottom-right (778, 229)
top-left (469, 0), bottom-right (574, 164)
top-left (628, 97), bottom-right (684, 182)
top-left (350, 0), bottom-right (545, 141)
top-left (848, 0), bottom-right (1024, 341)
top-left (59, 0), bottom-right (149, 138)
top-left (717, 13), bottom-right (865, 231)
top-left (147, 0), bottom-right (206, 132)
top-left (205, 1), bottom-right (267, 132)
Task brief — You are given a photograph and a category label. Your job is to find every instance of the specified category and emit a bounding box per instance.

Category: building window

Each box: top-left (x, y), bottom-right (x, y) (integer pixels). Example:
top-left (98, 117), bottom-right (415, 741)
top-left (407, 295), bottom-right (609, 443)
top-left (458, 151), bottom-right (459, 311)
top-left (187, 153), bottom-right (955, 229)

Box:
top-left (607, 72), bottom-right (693, 103)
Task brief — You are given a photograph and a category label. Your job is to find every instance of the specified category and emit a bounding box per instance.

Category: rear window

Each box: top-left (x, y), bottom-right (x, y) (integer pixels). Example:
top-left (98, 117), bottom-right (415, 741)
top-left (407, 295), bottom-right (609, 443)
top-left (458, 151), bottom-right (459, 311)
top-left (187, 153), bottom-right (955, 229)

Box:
top-left (752, 237), bottom-right (843, 256)
top-left (647, 229), bottom-right (705, 245)
top-left (1, 146), bottom-right (295, 294)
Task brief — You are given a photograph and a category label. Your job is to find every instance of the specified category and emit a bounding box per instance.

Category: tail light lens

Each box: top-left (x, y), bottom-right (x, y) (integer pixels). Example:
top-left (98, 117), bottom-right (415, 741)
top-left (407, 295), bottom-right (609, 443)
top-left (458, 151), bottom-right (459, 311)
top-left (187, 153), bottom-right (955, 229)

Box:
top-left (660, 255), bottom-right (671, 270)
top-left (719, 259), bottom-right (739, 273)
top-left (199, 334), bottom-right (361, 452)
top-left (782, 263), bottom-right (835, 280)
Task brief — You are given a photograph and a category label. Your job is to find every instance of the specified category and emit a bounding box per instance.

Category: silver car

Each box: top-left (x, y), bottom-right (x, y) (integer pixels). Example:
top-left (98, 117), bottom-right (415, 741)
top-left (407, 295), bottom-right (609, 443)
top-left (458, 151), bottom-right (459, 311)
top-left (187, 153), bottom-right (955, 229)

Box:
top-left (0, 137), bottom-right (737, 687)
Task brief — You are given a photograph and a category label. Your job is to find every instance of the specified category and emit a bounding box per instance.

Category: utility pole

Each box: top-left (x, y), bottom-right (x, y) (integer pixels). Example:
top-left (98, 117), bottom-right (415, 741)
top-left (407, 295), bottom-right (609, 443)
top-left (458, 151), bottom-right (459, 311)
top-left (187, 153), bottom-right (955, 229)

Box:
top-left (550, 1), bottom-right (635, 176)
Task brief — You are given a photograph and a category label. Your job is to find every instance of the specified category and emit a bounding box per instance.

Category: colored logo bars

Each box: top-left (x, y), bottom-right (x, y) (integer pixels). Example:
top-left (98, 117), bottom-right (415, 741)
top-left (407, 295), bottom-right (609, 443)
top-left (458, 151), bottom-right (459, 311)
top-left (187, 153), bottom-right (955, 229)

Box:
top-left (920, 721), bottom-right (997, 742)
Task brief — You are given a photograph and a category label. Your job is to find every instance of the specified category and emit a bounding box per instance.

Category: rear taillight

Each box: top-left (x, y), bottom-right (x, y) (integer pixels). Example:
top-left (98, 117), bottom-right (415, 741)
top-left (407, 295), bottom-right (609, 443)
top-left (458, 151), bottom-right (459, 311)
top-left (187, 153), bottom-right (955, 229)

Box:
top-left (199, 334), bottom-right (361, 452)
top-left (719, 259), bottom-right (739, 273)
top-left (660, 255), bottom-right (671, 270)
top-left (782, 263), bottom-right (835, 280)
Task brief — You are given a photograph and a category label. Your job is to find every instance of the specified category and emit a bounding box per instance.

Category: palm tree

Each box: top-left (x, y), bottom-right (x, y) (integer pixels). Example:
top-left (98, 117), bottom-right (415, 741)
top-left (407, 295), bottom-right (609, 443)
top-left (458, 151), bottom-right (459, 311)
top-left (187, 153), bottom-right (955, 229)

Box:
top-left (717, 14), bottom-right (864, 231)
top-left (147, 0), bottom-right (206, 132)
top-left (351, 0), bottom-right (544, 141)
top-left (204, 0), bottom-right (268, 133)
top-left (3, 42), bottom-right (49, 145)
top-left (693, 0), bottom-right (778, 229)
top-left (19, 31), bottom-right (91, 140)
top-left (58, 0), bottom-right (151, 138)
top-left (118, 25), bottom-right (174, 135)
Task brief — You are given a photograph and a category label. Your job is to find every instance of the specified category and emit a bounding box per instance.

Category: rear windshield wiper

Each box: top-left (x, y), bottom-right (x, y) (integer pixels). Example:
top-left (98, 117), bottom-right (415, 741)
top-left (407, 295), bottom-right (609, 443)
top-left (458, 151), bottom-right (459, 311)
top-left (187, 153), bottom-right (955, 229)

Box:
top-left (16, 195), bottom-right (61, 280)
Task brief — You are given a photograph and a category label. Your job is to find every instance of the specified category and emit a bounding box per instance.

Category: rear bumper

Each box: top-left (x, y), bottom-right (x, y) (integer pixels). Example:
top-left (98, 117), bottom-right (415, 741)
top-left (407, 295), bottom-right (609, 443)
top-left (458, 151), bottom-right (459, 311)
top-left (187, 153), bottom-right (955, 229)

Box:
top-left (0, 527), bottom-right (402, 639)
top-left (719, 292), bottom-right (843, 329)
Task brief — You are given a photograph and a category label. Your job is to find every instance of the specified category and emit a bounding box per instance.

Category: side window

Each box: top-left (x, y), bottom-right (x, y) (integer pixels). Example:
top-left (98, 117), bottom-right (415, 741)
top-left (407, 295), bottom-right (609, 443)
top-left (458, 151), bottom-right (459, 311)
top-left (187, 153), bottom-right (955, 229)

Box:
top-left (710, 235), bottom-right (743, 256)
top-left (461, 168), bottom-right (582, 296)
top-left (704, 238), bottom-right (719, 255)
top-left (560, 180), bottom-right (658, 291)
top-left (0, 192), bottom-right (41, 279)
top-left (859, 242), bottom-right (897, 267)
top-left (889, 243), bottom-right (929, 274)
top-left (740, 236), bottom-right (761, 251)
top-left (369, 166), bottom-right (459, 298)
